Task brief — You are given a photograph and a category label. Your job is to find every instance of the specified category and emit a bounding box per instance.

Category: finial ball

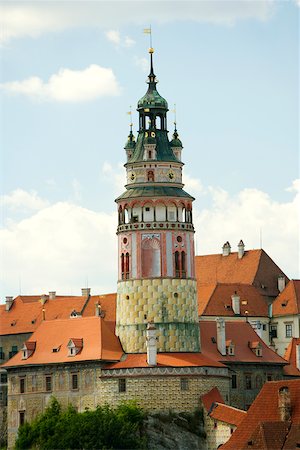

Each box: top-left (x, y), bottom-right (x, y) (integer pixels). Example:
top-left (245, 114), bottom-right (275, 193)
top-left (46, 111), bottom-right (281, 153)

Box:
top-left (149, 47), bottom-right (154, 54)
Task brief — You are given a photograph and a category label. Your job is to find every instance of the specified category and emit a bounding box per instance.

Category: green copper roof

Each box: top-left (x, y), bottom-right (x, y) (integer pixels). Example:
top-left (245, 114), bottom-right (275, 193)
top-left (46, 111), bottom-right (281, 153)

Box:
top-left (124, 129), bottom-right (136, 150)
top-left (137, 88), bottom-right (168, 110)
top-left (170, 127), bottom-right (183, 148)
top-left (116, 185), bottom-right (194, 201)
top-left (128, 130), bottom-right (178, 163)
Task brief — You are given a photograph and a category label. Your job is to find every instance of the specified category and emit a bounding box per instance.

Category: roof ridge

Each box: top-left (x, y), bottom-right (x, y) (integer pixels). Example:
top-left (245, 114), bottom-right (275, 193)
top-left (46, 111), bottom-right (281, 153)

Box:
top-left (215, 402), bottom-right (246, 413)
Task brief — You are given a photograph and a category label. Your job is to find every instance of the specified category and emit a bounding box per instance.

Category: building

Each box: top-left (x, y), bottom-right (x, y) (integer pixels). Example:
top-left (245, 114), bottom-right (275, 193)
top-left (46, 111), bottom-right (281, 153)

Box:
top-left (283, 337), bottom-right (300, 378)
top-left (222, 379), bottom-right (300, 449)
top-left (3, 48), bottom-right (232, 448)
top-left (200, 320), bottom-right (287, 410)
top-left (271, 280), bottom-right (300, 356)
top-left (201, 387), bottom-right (246, 449)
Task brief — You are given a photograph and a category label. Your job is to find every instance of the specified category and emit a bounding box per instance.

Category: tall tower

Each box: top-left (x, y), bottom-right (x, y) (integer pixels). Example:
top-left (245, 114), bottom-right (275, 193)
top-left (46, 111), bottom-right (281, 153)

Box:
top-left (115, 48), bottom-right (200, 353)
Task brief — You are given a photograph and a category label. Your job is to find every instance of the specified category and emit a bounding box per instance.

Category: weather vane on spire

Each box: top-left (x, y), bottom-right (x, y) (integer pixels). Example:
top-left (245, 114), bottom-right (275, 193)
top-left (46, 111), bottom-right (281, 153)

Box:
top-left (143, 26), bottom-right (153, 49)
top-left (172, 103), bottom-right (177, 128)
top-left (126, 105), bottom-right (133, 130)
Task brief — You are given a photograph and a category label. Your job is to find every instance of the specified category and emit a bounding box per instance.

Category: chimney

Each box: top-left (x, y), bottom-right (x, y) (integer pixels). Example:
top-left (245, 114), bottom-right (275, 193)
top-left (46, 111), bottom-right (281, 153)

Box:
top-left (222, 241), bottom-right (231, 256)
top-left (81, 288), bottom-right (91, 297)
top-left (5, 296), bottom-right (14, 312)
top-left (146, 322), bottom-right (157, 366)
top-left (296, 345), bottom-right (300, 371)
top-left (278, 276), bottom-right (286, 293)
top-left (278, 386), bottom-right (292, 421)
top-left (238, 240), bottom-right (245, 259)
top-left (231, 291), bottom-right (240, 315)
top-left (95, 302), bottom-right (101, 317)
top-left (49, 291), bottom-right (56, 300)
top-left (216, 318), bottom-right (226, 356)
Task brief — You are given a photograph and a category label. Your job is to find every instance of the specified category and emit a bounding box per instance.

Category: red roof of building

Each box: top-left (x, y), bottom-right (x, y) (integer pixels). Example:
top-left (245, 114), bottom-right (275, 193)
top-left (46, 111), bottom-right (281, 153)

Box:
top-left (272, 280), bottom-right (300, 317)
top-left (210, 403), bottom-right (246, 427)
top-left (195, 249), bottom-right (288, 298)
top-left (198, 283), bottom-right (268, 317)
top-left (2, 316), bottom-right (123, 367)
top-left (106, 352), bottom-right (226, 369)
top-left (283, 338), bottom-right (300, 377)
top-left (200, 321), bottom-right (286, 365)
top-left (222, 379), bottom-right (300, 449)
top-left (201, 386), bottom-right (225, 411)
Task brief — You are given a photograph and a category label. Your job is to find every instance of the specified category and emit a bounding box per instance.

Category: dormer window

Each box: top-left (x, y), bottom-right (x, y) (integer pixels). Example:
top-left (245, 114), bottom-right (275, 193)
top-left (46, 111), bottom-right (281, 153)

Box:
top-left (70, 310), bottom-right (81, 318)
top-left (21, 341), bottom-right (36, 360)
top-left (249, 341), bottom-right (263, 357)
top-left (226, 340), bottom-right (235, 356)
top-left (67, 338), bottom-right (83, 357)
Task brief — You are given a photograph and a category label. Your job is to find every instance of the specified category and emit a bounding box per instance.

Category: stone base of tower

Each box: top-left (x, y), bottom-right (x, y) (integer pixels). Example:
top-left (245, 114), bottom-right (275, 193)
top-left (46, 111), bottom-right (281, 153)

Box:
top-left (116, 278), bottom-right (200, 353)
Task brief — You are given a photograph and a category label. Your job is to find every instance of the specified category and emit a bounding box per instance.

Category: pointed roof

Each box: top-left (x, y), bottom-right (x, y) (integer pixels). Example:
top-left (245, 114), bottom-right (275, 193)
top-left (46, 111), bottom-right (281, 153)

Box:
top-left (221, 379), bottom-right (300, 449)
top-left (2, 316), bottom-right (123, 368)
top-left (273, 280), bottom-right (300, 316)
top-left (283, 338), bottom-right (300, 377)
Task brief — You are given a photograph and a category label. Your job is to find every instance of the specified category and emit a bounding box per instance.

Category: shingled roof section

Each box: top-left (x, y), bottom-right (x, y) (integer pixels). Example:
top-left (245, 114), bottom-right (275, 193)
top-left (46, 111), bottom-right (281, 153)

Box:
top-left (198, 283), bottom-right (268, 317)
top-left (195, 249), bottom-right (288, 298)
top-left (221, 379), bottom-right (300, 449)
top-left (201, 386), bottom-right (225, 411)
top-left (200, 321), bottom-right (286, 365)
top-left (2, 316), bottom-right (123, 367)
top-left (210, 403), bottom-right (246, 427)
top-left (272, 280), bottom-right (300, 317)
top-left (283, 338), bottom-right (300, 377)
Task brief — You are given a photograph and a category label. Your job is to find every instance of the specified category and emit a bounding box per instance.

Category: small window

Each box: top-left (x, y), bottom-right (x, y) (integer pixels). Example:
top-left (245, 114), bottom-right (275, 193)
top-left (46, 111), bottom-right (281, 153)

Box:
top-left (231, 374), bottom-right (237, 389)
top-left (45, 375), bottom-right (52, 392)
top-left (245, 374), bottom-right (252, 390)
top-left (71, 373), bottom-right (78, 390)
top-left (118, 378), bottom-right (126, 393)
top-left (286, 324), bottom-right (293, 338)
top-left (180, 378), bottom-right (189, 391)
top-left (20, 377), bottom-right (25, 394)
top-left (145, 207), bottom-right (150, 212)
top-left (19, 411), bottom-right (25, 426)
top-left (270, 325), bottom-right (277, 338)
top-left (0, 347), bottom-right (5, 360)
top-left (231, 428), bottom-right (234, 434)
top-left (256, 375), bottom-right (263, 389)
top-left (262, 324), bottom-right (266, 331)
top-left (266, 374), bottom-right (272, 381)
top-left (0, 374), bottom-right (7, 383)
top-left (214, 421), bottom-right (217, 429)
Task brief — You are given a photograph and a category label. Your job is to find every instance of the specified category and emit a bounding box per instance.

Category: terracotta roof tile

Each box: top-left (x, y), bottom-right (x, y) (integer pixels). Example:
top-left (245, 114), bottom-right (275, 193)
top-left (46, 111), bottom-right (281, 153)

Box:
top-left (201, 386), bottom-right (224, 411)
top-left (2, 316), bottom-right (123, 367)
top-left (209, 403), bottom-right (246, 427)
top-left (198, 283), bottom-right (268, 317)
top-left (106, 352), bottom-right (226, 369)
top-left (222, 379), bottom-right (300, 449)
top-left (200, 321), bottom-right (286, 364)
top-left (195, 249), bottom-right (288, 298)
top-left (283, 338), bottom-right (300, 377)
top-left (273, 280), bottom-right (300, 316)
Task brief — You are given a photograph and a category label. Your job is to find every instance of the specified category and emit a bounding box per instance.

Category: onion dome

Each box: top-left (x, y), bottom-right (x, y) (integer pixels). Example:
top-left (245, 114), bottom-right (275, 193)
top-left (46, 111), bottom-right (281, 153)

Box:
top-left (137, 48), bottom-right (168, 111)
top-left (124, 127), bottom-right (136, 150)
top-left (170, 125), bottom-right (183, 148)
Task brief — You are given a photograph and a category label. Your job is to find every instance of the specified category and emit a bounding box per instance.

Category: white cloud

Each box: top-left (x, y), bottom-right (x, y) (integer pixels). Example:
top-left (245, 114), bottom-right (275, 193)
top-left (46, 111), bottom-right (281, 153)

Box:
top-left (124, 36), bottom-right (135, 48)
top-left (0, 65), bottom-right (121, 102)
top-left (184, 173), bottom-right (205, 195)
top-left (0, 2), bottom-right (275, 45)
top-left (134, 56), bottom-right (149, 73)
top-left (1, 180), bottom-right (298, 300)
top-left (101, 161), bottom-right (125, 195)
top-left (105, 30), bottom-right (121, 45)
top-left (1, 189), bottom-right (49, 212)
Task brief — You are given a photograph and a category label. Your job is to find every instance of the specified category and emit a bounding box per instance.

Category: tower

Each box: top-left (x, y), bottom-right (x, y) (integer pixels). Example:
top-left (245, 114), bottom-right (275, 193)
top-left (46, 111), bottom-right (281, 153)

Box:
top-left (115, 48), bottom-right (200, 353)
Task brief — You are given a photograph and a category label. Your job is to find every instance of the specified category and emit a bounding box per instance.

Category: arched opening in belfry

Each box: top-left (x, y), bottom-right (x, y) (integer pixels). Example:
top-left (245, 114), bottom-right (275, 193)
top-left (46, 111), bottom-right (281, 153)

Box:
top-left (147, 170), bottom-right (154, 182)
top-left (121, 252), bottom-right (130, 280)
top-left (141, 236), bottom-right (161, 278)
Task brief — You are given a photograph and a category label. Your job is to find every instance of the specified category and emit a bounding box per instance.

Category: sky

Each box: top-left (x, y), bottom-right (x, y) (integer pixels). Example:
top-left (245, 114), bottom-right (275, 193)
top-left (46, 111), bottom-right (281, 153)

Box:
top-left (0, 1), bottom-right (299, 300)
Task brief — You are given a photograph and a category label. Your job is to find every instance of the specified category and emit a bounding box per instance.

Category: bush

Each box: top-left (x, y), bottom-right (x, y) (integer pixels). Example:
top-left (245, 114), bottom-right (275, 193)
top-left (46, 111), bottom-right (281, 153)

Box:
top-left (15, 397), bottom-right (146, 450)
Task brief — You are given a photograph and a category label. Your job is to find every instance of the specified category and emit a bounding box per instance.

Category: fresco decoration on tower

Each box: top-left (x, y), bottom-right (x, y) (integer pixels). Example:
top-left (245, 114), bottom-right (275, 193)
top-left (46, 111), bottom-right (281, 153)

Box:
top-left (115, 47), bottom-right (200, 354)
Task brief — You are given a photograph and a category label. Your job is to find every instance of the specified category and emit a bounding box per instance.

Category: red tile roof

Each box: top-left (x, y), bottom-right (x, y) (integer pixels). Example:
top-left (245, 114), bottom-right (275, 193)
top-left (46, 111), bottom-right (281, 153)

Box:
top-left (222, 379), bottom-right (300, 449)
top-left (2, 316), bottom-right (123, 367)
top-left (273, 280), bottom-right (300, 316)
top-left (198, 283), bottom-right (268, 317)
top-left (200, 321), bottom-right (286, 365)
top-left (106, 352), bottom-right (226, 369)
top-left (201, 386), bottom-right (225, 411)
top-left (283, 338), bottom-right (300, 377)
top-left (210, 403), bottom-right (246, 427)
top-left (195, 249), bottom-right (288, 297)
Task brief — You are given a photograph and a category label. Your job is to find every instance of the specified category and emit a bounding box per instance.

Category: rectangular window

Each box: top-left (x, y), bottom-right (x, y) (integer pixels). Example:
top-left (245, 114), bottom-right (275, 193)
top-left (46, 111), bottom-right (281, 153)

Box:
top-left (180, 378), bottom-right (189, 391)
top-left (270, 325), bottom-right (277, 339)
top-left (45, 375), bottom-right (52, 392)
top-left (19, 411), bottom-right (25, 426)
top-left (286, 324), bottom-right (293, 338)
top-left (9, 345), bottom-right (18, 358)
top-left (118, 378), bottom-right (126, 393)
top-left (266, 374), bottom-right (272, 381)
top-left (0, 373), bottom-right (7, 383)
top-left (231, 374), bottom-right (237, 389)
top-left (71, 373), bottom-right (78, 390)
top-left (244, 374), bottom-right (252, 390)
top-left (20, 377), bottom-right (25, 394)
top-left (0, 347), bottom-right (4, 360)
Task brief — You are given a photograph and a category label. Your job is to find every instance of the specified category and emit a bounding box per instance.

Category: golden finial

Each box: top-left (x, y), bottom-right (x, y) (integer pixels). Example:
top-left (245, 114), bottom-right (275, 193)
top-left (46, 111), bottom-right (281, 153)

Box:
top-left (149, 47), bottom-right (154, 54)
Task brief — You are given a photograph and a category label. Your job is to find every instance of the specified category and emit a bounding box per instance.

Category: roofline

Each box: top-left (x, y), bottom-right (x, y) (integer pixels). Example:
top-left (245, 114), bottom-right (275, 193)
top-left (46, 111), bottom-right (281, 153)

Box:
top-left (3, 358), bottom-right (122, 370)
top-left (220, 360), bottom-right (287, 366)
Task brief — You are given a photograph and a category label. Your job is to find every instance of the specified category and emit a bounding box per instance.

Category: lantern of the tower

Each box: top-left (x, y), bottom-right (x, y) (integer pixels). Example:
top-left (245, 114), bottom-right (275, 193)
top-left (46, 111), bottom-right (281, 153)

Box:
top-left (115, 48), bottom-right (200, 354)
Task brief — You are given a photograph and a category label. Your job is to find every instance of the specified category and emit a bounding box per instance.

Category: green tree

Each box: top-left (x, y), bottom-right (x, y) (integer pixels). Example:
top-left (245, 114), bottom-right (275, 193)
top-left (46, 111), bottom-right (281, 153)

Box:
top-left (15, 397), bottom-right (146, 450)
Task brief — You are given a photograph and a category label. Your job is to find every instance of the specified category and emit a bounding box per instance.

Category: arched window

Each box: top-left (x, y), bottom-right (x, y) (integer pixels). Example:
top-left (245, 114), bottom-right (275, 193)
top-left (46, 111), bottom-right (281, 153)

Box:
top-left (121, 254), bottom-right (125, 279)
top-left (174, 251), bottom-right (186, 278)
top-left (121, 253), bottom-right (130, 280)
top-left (147, 170), bottom-right (154, 182)
top-left (141, 236), bottom-right (161, 277)
top-left (118, 206), bottom-right (123, 225)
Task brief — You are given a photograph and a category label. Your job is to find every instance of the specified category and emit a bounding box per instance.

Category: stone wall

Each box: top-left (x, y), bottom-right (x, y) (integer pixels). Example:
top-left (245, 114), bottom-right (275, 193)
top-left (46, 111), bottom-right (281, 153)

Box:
top-left (204, 414), bottom-right (235, 450)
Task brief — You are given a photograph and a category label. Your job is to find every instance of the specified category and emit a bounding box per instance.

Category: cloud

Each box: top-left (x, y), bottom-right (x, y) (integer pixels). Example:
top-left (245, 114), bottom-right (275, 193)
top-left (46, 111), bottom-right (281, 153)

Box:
top-left (0, 2), bottom-right (275, 45)
top-left (105, 30), bottom-right (135, 48)
top-left (1, 189), bottom-right (49, 213)
top-left (0, 65), bottom-right (121, 102)
top-left (101, 161), bottom-right (125, 195)
top-left (134, 56), bottom-right (149, 73)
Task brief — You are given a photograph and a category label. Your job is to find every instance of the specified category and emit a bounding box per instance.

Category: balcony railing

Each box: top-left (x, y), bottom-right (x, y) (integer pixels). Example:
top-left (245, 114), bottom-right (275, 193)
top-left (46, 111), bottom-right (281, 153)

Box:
top-left (117, 221), bottom-right (194, 233)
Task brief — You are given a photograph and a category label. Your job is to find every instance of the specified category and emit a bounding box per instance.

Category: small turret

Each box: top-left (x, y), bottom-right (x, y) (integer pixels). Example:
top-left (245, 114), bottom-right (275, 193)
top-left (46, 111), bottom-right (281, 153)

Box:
top-left (124, 124), bottom-right (136, 161)
top-left (170, 124), bottom-right (183, 161)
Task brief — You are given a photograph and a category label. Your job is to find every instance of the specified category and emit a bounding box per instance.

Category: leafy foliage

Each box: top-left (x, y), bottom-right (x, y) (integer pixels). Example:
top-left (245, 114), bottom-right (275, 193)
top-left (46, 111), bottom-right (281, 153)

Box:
top-left (15, 397), bottom-right (146, 449)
